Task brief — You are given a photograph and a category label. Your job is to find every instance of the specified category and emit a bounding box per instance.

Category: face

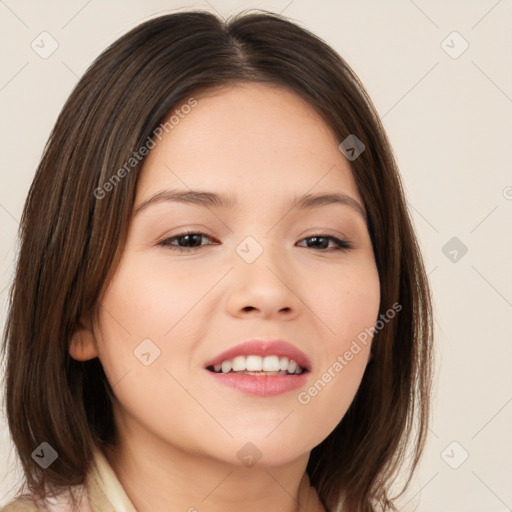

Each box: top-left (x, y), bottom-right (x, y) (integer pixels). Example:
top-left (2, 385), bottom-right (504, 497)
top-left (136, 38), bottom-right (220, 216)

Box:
top-left (72, 83), bottom-right (380, 468)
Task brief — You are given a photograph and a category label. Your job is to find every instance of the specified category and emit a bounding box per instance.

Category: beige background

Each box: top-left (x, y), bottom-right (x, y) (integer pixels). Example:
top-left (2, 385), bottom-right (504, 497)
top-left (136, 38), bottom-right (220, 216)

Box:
top-left (1, 1), bottom-right (511, 510)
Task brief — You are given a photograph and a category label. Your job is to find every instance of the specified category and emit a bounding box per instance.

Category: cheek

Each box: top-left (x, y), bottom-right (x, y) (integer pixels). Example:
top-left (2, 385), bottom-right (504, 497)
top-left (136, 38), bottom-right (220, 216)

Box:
top-left (97, 253), bottom-right (217, 346)
top-left (92, 258), bottom-right (205, 444)
top-left (295, 258), bottom-right (379, 441)
top-left (93, 253), bottom-right (221, 395)
top-left (327, 261), bottom-right (380, 374)
top-left (309, 254), bottom-right (381, 352)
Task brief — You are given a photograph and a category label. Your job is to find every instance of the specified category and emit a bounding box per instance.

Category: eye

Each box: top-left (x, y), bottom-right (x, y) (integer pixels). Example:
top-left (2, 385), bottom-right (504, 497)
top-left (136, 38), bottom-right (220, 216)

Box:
top-left (157, 232), bottom-right (353, 254)
top-left (297, 234), bottom-right (353, 252)
top-left (157, 231), bottom-right (218, 253)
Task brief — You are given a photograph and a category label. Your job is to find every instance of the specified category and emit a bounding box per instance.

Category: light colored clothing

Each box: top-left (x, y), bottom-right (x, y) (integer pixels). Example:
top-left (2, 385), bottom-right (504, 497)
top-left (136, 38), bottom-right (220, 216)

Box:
top-left (1, 448), bottom-right (340, 511)
top-left (0, 446), bottom-right (136, 512)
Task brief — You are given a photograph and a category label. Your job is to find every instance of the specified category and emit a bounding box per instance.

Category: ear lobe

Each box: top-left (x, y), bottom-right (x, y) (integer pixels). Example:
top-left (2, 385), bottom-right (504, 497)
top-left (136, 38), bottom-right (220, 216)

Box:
top-left (69, 325), bottom-right (99, 361)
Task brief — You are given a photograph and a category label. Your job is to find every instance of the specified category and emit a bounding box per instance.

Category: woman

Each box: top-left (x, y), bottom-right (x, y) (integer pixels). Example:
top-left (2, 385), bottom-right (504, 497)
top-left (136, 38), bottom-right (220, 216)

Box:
top-left (1, 9), bottom-right (434, 512)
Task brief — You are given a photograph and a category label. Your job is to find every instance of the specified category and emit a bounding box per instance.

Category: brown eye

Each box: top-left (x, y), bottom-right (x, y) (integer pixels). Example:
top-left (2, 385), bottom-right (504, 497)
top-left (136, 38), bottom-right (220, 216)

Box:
top-left (297, 235), bottom-right (353, 251)
top-left (158, 231), bottom-right (218, 253)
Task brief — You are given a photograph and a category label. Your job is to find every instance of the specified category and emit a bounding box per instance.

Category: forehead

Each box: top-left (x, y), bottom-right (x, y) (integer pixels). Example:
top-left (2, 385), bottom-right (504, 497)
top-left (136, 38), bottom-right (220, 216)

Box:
top-left (137, 83), bottom-right (361, 206)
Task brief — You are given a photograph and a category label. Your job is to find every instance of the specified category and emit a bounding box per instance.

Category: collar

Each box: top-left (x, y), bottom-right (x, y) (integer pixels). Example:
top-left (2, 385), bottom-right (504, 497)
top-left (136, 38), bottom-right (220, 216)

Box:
top-left (86, 445), bottom-right (137, 512)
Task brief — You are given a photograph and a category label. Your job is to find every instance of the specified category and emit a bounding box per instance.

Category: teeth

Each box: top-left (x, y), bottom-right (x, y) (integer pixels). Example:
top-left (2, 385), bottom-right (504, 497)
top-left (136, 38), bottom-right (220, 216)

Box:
top-left (246, 355), bottom-right (263, 371)
top-left (232, 356), bottom-right (246, 372)
top-left (211, 355), bottom-right (305, 375)
top-left (287, 360), bottom-right (298, 374)
top-left (221, 360), bottom-right (232, 373)
top-left (262, 355), bottom-right (280, 372)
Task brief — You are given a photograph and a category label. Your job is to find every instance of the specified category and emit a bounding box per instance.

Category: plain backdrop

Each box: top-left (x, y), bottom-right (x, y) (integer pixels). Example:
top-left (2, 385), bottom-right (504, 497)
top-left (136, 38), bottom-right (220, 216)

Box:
top-left (0, 1), bottom-right (511, 511)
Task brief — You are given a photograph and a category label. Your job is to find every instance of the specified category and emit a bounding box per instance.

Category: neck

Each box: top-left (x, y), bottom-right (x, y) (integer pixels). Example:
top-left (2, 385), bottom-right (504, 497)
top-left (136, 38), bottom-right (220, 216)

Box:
top-left (102, 422), bottom-right (326, 512)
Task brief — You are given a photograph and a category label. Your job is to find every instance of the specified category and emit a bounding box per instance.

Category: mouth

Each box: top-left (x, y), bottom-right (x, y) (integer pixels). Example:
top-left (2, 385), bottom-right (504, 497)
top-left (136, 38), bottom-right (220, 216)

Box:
top-left (207, 355), bottom-right (306, 376)
top-left (204, 339), bottom-right (311, 397)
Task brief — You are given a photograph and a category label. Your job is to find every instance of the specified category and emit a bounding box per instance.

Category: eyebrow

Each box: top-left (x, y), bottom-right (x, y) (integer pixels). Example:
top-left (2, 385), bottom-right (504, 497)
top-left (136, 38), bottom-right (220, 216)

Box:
top-left (134, 189), bottom-right (367, 221)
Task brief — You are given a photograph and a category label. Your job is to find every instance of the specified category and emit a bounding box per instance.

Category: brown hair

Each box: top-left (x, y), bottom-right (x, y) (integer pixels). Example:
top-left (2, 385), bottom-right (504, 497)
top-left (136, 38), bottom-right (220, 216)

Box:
top-left (1, 9), bottom-right (433, 512)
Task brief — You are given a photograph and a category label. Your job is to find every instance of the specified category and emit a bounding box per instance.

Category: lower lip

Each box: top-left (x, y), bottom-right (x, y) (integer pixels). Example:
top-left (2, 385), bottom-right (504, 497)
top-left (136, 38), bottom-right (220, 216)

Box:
top-left (207, 371), bottom-right (308, 397)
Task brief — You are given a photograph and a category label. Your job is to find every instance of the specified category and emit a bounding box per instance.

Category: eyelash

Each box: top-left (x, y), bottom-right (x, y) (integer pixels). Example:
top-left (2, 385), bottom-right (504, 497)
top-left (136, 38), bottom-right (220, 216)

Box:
top-left (157, 231), bottom-right (354, 254)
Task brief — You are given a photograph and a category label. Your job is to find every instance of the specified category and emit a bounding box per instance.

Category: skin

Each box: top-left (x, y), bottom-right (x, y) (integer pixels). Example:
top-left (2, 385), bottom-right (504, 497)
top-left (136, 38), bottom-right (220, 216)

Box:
top-left (70, 83), bottom-right (380, 512)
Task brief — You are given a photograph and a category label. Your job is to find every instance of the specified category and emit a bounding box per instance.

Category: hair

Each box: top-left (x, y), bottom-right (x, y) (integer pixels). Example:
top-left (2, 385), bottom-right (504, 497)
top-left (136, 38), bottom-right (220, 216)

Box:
top-left (1, 9), bottom-right (434, 512)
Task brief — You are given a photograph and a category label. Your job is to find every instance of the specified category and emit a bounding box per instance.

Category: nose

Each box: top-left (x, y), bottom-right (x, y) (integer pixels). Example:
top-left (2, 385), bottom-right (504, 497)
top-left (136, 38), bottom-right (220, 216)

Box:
top-left (225, 242), bottom-right (301, 321)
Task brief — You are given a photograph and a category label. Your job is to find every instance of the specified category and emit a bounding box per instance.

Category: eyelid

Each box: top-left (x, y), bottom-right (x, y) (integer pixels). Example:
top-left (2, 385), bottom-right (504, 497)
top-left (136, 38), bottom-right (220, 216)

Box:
top-left (157, 230), bottom-right (354, 253)
top-left (157, 230), bottom-right (216, 248)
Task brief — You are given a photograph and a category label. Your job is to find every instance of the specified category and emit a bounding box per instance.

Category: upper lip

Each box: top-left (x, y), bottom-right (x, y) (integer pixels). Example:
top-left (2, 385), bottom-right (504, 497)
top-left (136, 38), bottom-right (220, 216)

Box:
top-left (204, 339), bottom-right (312, 371)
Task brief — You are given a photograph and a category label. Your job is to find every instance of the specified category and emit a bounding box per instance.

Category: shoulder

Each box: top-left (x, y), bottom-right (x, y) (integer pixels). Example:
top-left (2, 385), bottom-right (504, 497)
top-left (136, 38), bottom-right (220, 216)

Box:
top-left (1, 486), bottom-right (92, 512)
top-left (0, 495), bottom-right (39, 512)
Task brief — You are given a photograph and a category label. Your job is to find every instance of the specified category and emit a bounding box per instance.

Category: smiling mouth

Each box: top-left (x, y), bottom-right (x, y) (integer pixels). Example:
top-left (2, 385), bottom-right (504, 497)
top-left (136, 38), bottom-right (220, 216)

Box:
top-left (207, 355), bottom-right (307, 376)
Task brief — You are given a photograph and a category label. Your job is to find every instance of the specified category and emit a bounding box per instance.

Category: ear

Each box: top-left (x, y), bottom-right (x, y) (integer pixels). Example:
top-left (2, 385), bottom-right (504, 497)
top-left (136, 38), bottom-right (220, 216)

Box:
top-left (69, 322), bottom-right (99, 361)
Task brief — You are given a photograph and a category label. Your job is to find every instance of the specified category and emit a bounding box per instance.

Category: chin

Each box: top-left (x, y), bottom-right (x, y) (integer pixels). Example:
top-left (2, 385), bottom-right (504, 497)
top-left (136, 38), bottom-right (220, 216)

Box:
top-left (214, 434), bottom-right (313, 470)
